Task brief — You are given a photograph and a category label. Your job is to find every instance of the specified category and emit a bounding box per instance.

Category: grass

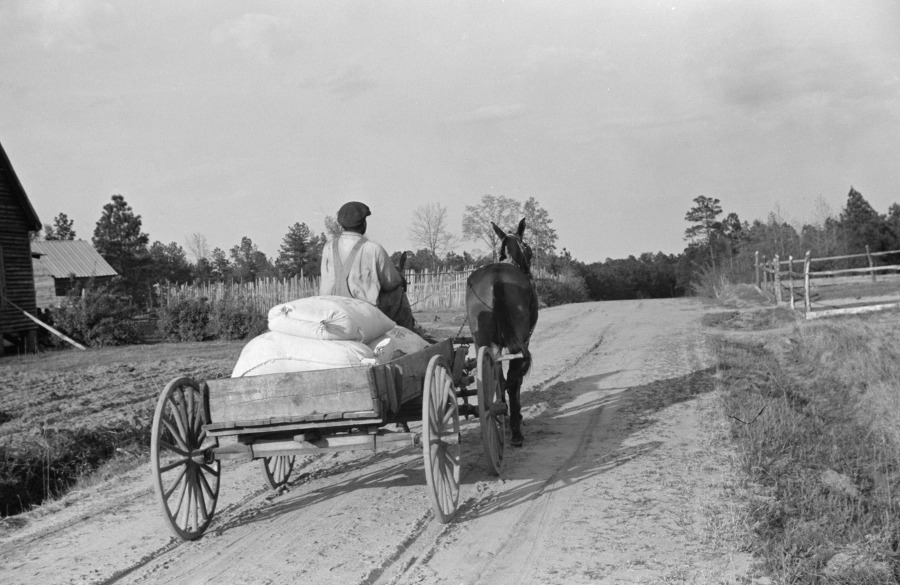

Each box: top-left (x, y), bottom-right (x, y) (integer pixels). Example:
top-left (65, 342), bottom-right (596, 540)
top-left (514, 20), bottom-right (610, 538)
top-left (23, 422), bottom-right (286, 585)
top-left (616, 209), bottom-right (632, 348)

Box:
top-left (713, 312), bottom-right (900, 583)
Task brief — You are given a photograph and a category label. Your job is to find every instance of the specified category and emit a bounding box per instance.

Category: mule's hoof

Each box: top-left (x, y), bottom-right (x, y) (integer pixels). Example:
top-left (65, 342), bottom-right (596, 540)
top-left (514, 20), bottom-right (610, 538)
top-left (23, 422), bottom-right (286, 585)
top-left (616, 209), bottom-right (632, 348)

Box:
top-left (511, 436), bottom-right (524, 448)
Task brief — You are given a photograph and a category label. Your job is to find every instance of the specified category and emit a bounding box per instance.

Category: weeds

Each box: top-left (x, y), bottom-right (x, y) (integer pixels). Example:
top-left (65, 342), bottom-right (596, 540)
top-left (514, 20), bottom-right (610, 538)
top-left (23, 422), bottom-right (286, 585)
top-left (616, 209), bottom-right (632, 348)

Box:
top-left (715, 315), bottom-right (900, 583)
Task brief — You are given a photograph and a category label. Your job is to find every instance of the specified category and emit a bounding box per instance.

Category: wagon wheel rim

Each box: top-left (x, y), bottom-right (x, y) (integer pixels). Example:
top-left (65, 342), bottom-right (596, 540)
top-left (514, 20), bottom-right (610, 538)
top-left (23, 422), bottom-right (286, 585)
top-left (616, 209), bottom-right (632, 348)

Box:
top-left (422, 355), bottom-right (461, 523)
top-left (260, 455), bottom-right (296, 490)
top-left (151, 377), bottom-right (220, 541)
top-left (477, 347), bottom-right (506, 475)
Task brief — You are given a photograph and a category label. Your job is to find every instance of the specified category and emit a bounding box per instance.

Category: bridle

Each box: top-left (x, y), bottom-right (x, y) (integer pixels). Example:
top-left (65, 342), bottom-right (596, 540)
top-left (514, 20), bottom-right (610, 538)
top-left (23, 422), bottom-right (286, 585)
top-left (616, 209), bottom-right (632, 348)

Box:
top-left (498, 233), bottom-right (533, 278)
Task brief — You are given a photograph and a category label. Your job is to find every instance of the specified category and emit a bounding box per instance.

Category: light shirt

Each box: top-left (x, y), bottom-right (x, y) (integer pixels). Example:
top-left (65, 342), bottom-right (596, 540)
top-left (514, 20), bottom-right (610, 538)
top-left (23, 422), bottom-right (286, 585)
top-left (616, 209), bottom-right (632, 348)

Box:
top-left (319, 232), bottom-right (403, 305)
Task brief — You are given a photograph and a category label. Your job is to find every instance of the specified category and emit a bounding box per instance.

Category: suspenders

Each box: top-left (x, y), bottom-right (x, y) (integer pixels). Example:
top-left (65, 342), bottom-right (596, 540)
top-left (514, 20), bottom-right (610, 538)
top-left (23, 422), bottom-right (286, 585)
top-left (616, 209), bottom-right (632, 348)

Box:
top-left (330, 236), bottom-right (368, 297)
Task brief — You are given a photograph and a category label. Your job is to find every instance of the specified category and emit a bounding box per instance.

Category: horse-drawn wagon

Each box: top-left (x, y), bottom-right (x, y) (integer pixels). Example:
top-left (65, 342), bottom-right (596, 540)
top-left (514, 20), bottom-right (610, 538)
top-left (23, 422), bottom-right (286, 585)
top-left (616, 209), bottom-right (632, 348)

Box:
top-left (149, 337), bottom-right (508, 541)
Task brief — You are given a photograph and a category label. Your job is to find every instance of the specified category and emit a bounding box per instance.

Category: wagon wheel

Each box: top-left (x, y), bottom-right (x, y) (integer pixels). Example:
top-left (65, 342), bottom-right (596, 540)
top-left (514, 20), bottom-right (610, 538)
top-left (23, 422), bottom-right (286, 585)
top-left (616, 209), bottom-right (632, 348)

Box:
top-left (422, 355), bottom-right (461, 523)
top-left (151, 377), bottom-right (220, 541)
top-left (260, 455), bottom-right (295, 490)
top-left (476, 347), bottom-right (507, 475)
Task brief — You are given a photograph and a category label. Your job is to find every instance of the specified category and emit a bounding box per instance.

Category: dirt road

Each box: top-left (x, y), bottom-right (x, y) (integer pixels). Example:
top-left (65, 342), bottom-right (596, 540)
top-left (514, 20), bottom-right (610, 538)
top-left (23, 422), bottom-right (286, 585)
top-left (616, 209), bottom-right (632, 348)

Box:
top-left (0, 299), bottom-right (752, 584)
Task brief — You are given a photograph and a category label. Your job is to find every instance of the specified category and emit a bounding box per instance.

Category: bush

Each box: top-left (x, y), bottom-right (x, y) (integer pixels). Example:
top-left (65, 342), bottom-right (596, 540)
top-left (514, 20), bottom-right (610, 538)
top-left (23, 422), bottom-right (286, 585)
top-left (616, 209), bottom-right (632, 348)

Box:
top-left (51, 285), bottom-right (140, 347)
top-left (535, 270), bottom-right (589, 307)
top-left (209, 295), bottom-right (267, 340)
top-left (156, 297), bottom-right (210, 342)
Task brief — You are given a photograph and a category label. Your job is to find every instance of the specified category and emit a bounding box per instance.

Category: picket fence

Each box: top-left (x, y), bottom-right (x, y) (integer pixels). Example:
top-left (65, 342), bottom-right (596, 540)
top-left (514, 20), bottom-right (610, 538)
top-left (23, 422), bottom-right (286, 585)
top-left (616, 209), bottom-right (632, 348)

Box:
top-left (161, 270), bottom-right (477, 313)
top-left (161, 266), bottom-right (568, 314)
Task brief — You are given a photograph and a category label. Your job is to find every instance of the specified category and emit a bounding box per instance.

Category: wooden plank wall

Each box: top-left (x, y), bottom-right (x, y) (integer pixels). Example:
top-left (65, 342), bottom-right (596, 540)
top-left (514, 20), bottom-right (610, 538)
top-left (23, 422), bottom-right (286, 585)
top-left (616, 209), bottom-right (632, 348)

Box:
top-left (0, 183), bottom-right (38, 335)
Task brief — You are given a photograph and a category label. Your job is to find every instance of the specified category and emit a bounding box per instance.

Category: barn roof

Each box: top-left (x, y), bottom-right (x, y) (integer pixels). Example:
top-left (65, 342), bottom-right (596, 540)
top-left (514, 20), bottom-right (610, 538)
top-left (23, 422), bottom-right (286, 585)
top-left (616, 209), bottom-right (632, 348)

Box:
top-left (31, 240), bottom-right (118, 278)
top-left (0, 140), bottom-right (41, 231)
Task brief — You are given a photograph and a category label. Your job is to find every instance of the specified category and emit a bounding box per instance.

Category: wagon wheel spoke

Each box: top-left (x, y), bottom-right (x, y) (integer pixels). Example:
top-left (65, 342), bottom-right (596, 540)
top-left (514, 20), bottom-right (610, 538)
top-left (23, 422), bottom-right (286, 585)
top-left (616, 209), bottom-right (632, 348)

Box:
top-left (199, 462), bottom-right (220, 478)
top-left (163, 467), bottom-right (188, 500)
top-left (192, 475), bottom-right (209, 523)
top-left (159, 458), bottom-right (190, 474)
top-left (158, 438), bottom-right (189, 458)
top-left (162, 418), bottom-right (189, 453)
top-left (197, 465), bottom-right (216, 501)
top-left (167, 396), bottom-right (191, 447)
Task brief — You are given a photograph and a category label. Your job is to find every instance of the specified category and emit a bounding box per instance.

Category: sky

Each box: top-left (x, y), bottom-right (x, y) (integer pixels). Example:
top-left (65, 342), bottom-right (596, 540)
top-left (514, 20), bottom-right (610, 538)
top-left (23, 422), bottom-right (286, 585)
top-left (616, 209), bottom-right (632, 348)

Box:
top-left (2, 0), bottom-right (899, 264)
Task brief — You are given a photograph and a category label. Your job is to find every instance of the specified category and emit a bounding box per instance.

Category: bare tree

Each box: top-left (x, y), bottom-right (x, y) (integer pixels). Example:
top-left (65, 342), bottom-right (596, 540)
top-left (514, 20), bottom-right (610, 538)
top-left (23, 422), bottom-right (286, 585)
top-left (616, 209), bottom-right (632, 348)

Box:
top-left (462, 195), bottom-right (522, 261)
top-left (185, 232), bottom-right (210, 262)
top-left (409, 202), bottom-right (457, 271)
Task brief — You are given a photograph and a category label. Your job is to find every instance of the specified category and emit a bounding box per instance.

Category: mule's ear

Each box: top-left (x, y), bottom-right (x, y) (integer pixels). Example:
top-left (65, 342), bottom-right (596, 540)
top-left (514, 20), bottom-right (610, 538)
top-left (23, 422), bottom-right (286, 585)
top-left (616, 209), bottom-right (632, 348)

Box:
top-left (517, 218), bottom-right (526, 238)
top-left (398, 251), bottom-right (407, 272)
top-left (491, 221), bottom-right (506, 241)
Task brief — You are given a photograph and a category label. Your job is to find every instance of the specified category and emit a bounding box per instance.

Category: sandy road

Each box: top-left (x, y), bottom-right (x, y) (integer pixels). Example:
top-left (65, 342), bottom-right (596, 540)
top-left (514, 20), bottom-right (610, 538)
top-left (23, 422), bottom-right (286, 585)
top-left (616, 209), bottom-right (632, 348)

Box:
top-left (0, 299), bottom-right (751, 585)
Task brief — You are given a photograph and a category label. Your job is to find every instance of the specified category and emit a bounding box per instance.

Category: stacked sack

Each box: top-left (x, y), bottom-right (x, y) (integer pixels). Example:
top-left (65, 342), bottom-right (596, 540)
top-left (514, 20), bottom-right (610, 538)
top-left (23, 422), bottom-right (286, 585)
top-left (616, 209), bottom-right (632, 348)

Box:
top-left (231, 295), bottom-right (429, 378)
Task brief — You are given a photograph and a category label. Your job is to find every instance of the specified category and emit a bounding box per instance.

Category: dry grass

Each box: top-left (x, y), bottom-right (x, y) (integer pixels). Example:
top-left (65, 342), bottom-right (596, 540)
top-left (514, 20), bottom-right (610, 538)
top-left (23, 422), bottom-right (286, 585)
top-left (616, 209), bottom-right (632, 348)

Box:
top-left (713, 312), bottom-right (900, 583)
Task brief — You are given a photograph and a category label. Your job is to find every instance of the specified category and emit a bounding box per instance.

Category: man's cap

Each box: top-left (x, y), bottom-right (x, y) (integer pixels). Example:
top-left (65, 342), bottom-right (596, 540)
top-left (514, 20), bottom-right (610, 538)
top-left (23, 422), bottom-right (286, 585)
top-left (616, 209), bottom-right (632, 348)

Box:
top-left (337, 201), bottom-right (371, 229)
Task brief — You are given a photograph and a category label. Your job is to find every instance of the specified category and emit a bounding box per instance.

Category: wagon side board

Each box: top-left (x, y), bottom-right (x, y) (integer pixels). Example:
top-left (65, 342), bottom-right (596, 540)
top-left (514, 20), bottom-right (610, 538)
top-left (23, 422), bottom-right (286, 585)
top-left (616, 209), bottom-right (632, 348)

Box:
top-left (207, 366), bottom-right (381, 427)
top-left (374, 339), bottom-right (454, 411)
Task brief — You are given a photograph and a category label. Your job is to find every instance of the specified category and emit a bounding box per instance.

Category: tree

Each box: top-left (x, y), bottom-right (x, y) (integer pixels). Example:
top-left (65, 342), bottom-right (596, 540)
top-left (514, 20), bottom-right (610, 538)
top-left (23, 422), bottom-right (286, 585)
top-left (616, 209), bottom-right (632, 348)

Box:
top-left (276, 222), bottom-right (318, 278)
top-left (148, 241), bottom-right (193, 283)
top-left (839, 186), bottom-right (893, 253)
top-left (324, 215), bottom-right (342, 240)
top-left (44, 212), bottom-right (76, 240)
top-left (462, 195), bottom-right (523, 260)
top-left (209, 247), bottom-right (231, 280)
top-left (229, 236), bottom-right (273, 280)
top-left (92, 194), bottom-right (151, 301)
top-left (185, 232), bottom-right (210, 262)
top-left (409, 203), bottom-right (456, 271)
top-left (522, 197), bottom-right (557, 271)
top-left (684, 195), bottom-right (723, 267)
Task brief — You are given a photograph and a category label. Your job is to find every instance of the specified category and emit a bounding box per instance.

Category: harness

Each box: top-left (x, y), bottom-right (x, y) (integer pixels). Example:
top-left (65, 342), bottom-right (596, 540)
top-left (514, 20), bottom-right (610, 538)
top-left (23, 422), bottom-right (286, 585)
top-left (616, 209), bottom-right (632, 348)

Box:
top-left (330, 236), bottom-right (368, 297)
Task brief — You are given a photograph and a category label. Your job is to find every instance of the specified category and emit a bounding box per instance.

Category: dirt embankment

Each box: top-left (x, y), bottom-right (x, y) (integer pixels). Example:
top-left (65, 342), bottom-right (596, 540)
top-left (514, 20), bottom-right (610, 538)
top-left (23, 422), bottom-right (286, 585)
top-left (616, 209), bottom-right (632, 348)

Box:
top-left (1, 299), bottom-right (752, 585)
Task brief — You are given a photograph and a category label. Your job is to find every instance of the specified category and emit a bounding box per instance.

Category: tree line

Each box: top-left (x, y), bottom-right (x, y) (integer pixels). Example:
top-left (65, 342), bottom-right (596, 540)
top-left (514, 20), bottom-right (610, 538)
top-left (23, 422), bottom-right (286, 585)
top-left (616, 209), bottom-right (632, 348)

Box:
top-left (37, 185), bottom-right (896, 307)
top-left (33, 194), bottom-right (568, 307)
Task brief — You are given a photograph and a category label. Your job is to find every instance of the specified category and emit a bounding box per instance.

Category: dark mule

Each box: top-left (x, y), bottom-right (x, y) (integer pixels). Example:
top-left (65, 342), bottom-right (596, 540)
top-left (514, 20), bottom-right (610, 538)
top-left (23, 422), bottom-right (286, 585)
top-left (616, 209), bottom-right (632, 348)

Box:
top-left (466, 218), bottom-right (539, 447)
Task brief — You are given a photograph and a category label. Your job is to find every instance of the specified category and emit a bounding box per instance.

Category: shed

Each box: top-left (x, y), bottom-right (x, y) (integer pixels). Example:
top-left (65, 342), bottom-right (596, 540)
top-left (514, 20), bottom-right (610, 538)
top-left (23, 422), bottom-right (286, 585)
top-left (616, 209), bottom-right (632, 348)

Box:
top-left (31, 240), bottom-right (118, 307)
top-left (0, 140), bottom-right (41, 354)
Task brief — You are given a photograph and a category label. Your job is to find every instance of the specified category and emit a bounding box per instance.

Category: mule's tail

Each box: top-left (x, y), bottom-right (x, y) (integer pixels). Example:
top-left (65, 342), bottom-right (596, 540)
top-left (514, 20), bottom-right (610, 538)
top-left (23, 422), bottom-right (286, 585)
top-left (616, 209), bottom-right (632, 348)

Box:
top-left (493, 280), bottom-right (533, 376)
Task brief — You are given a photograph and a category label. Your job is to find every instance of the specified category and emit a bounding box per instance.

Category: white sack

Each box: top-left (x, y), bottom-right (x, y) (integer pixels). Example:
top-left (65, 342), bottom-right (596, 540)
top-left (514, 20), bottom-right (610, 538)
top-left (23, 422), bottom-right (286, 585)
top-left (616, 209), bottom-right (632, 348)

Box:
top-left (267, 295), bottom-right (395, 344)
top-left (232, 331), bottom-right (375, 378)
top-left (366, 325), bottom-right (431, 359)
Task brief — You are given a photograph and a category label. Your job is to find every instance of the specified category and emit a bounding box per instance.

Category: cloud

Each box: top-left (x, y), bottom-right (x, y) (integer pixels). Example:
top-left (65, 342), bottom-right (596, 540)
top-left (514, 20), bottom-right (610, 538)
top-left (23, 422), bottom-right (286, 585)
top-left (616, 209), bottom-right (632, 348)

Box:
top-left (17, 0), bottom-right (113, 51)
top-left (454, 103), bottom-right (528, 124)
top-left (326, 63), bottom-right (377, 100)
top-left (210, 13), bottom-right (296, 64)
top-left (518, 45), bottom-right (618, 81)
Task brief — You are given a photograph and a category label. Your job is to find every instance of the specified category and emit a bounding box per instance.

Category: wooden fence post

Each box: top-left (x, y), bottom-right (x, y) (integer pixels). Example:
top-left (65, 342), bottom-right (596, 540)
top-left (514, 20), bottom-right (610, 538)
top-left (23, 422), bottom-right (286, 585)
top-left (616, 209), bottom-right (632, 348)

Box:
top-left (866, 245), bottom-right (876, 282)
top-left (788, 255), bottom-right (795, 310)
top-left (762, 255), bottom-right (769, 294)
top-left (804, 250), bottom-right (812, 316)
top-left (774, 254), bottom-right (782, 305)
top-left (755, 251), bottom-right (760, 288)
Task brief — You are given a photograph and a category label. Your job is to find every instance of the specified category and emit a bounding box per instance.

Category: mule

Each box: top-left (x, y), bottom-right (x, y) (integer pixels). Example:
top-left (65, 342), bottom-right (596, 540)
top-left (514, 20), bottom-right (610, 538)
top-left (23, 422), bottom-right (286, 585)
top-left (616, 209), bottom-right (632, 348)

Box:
top-left (466, 218), bottom-right (539, 447)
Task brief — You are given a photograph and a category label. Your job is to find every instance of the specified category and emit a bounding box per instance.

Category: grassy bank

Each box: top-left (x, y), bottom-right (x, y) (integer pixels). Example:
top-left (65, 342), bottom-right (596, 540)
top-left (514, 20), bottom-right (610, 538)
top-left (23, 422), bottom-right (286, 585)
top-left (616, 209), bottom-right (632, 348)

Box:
top-left (714, 312), bottom-right (900, 583)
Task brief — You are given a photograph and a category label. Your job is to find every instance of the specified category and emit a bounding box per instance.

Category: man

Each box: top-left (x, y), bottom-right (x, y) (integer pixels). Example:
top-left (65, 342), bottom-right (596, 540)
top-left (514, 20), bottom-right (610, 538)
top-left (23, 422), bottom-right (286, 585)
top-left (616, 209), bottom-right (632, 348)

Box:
top-left (320, 201), bottom-right (417, 330)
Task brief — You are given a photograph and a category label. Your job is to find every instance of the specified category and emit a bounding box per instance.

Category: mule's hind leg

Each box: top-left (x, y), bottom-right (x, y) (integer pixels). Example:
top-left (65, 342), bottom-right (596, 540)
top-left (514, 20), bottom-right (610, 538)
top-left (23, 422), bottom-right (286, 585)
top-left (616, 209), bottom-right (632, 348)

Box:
top-left (506, 358), bottom-right (525, 447)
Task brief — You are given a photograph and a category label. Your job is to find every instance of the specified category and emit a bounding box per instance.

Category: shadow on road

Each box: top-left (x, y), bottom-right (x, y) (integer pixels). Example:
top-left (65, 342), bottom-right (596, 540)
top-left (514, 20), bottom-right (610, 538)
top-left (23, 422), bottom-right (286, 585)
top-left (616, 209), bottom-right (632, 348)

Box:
top-left (210, 365), bottom-right (719, 535)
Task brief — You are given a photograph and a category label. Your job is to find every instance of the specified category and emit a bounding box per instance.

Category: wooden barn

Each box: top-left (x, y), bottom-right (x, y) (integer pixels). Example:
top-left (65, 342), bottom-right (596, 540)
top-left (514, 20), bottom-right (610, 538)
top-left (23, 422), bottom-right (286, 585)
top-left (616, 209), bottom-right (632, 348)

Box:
top-left (0, 141), bottom-right (41, 355)
top-left (31, 240), bottom-right (118, 308)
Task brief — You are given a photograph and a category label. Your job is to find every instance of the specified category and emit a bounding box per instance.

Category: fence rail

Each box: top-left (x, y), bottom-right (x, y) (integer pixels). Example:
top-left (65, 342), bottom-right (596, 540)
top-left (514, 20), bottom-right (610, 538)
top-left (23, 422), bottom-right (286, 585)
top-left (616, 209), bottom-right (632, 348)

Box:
top-left (755, 246), bottom-right (900, 319)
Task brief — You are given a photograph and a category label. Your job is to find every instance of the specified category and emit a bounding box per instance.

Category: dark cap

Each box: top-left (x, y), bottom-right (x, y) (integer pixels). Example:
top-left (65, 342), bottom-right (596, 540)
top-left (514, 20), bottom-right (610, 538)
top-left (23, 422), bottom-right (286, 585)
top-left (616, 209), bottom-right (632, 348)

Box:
top-left (337, 201), bottom-right (371, 229)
